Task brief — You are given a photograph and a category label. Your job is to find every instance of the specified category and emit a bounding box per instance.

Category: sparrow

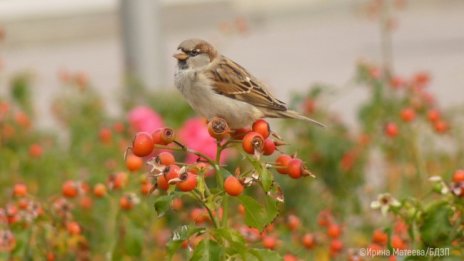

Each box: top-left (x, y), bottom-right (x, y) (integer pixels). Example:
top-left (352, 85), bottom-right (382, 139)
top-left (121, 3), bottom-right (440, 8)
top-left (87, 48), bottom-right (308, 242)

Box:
top-left (173, 38), bottom-right (324, 129)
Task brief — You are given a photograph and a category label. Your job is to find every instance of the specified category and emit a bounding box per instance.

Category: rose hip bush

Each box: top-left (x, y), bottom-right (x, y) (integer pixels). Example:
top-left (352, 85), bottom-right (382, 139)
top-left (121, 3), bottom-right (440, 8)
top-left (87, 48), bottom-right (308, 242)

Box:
top-left (1, 62), bottom-right (463, 260)
top-left (125, 115), bottom-right (318, 260)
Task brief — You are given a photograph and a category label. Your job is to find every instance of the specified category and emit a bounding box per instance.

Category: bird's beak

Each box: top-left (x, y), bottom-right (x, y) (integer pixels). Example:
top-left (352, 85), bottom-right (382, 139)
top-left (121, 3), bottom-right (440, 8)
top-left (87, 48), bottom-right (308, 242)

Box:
top-left (173, 51), bottom-right (188, 61)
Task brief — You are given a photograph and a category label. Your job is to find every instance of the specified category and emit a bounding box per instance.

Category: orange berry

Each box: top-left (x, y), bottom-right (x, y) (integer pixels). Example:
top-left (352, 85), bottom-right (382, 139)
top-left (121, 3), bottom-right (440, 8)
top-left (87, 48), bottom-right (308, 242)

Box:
top-left (126, 154), bottom-right (144, 171)
top-left (453, 169), bottom-right (464, 183)
top-left (434, 120), bottom-right (448, 134)
top-left (301, 233), bottom-right (315, 249)
top-left (152, 128), bottom-right (175, 145)
top-left (275, 154), bottom-right (292, 175)
top-left (372, 229), bottom-right (388, 245)
top-left (171, 198), bottom-right (183, 210)
top-left (190, 208), bottom-right (208, 224)
top-left (132, 132), bottom-right (154, 157)
top-left (303, 98), bottom-right (316, 114)
top-left (413, 71), bottom-right (430, 87)
top-left (262, 235), bottom-right (277, 250)
top-left (238, 204), bottom-right (245, 215)
top-left (157, 165), bottom-right (180, 190)
top-left (62, 181), bottom-right (78, 198)
top-left (427, 109), bottom-right (440, 123)
top-left (99, 128), bottom-right (112, 144)
top-left (262, 139), bottom-right (276, 155)
top-left (113, 122), bottom-right (125, 133)
top-left (15, 112), bottom-right (31, 128)
top-left (93, 183), bottom-right (107, 197)
top-left (224, 176), bottom-right (244, 196)
top-left (287, 159), bottom-right (303, 179)
top-left (287, 214), bottom-right (301, 231)
top-left (156, 152), bottom-right (175, 166)
top-left (317, 210), bottom-right (332, 227)
top-left (242, 132), bottom-right (264, 154)
top-left (28, 144), bottom-right (43, 158)
top-left (391, 235), bottom-right (406, 250)
top-left (384, 122), bottom-right (398, 138)
top-left (112, 172), bottom-right (128, 189)
top-left (207, 117), bottom-right (230, 140)
top-left (46, 252), bottom-right (55, 261)
top-left (400, 107), bottom-right (416, 122)
top-left (120, 195), bottom-right (134, 210)
top-left (79, 196), bottom-right (93, 209)
top-left (252, 119), bottom-right (271, 139)
top-left (66, 221), bottom-right (81, 235)
top-left (368, 243), bottom-right (383, 251)
top-left (140, 182), bottom-right (153, 195)
top-left (327, 224), bottom-right (342, 239)
top-left (329, 239), bottom-right (343, 253)
top-left (176, 173), bottom-right (197, 192)
top-left (283, 254), bottom-right (298, 261)
top-left (13, 183), bottom-right (28, 197)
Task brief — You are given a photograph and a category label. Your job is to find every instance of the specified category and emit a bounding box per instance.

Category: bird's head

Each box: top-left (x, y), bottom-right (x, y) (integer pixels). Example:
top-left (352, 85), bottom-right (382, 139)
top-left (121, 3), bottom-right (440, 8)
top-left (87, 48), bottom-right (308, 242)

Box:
top-left (173, 38), bottom-right (218, 70)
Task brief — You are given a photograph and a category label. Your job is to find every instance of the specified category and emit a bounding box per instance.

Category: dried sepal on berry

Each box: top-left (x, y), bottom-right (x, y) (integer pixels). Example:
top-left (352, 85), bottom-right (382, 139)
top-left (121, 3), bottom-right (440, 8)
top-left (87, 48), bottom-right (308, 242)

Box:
top-left (207, 117), bottom-right (231, 140)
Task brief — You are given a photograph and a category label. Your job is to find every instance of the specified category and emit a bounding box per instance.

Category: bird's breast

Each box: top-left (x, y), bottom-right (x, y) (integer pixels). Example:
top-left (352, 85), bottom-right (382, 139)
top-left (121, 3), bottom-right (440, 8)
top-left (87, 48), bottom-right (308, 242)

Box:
top-left (174, 68), bottom-right (263, 128)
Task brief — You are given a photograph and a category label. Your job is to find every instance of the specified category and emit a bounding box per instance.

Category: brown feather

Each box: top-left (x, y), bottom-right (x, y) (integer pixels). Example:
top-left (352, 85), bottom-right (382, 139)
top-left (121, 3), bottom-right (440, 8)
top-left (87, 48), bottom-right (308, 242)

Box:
top-left (206, 56), bottom-right (287, 111)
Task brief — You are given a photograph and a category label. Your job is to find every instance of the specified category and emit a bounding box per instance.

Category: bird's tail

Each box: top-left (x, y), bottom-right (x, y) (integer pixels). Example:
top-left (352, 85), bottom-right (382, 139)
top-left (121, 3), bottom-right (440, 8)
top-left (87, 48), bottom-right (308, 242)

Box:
top-left (267, 110), bottom-right (326, 128)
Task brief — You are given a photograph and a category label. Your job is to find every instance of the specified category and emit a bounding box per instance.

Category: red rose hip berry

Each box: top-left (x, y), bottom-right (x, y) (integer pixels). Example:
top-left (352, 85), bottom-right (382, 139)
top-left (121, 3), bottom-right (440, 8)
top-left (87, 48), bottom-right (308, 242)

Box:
top-left (400, 107), bottom-right (416, 122)
top-left (287, 158), bottom-right (303, 179)
top-left (263, 139), bottom-right (276, 155)
top-left (176, 173), bottom-right (198, 192)
top-left (132, 132), bottom-right (154, 157)
top-left (242, 132), bottom-right (264, 154)
top-left (252, 119), bottom-right (271, 139)
top-left (275, 154), bottom-right (292, 174)
top-left (224, 176), bottom-right (244, 196)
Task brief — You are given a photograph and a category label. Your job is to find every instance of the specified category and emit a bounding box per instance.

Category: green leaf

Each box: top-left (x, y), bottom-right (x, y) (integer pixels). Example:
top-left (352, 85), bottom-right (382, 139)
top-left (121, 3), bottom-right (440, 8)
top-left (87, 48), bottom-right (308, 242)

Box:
top-left (260, 166), bottom-right (272, 192)
top-left (167, 225), bottom-right (205, 258)
top-left (190, 239), bottom-right (224, 261)
top-left (153, 195), bottom-right (173, 217)
top-left (238, 195), bottom-right (278, 231)
top-left (213, 228), bottom-right (247, 259)
top-left (247, 248), bottom-right (282, 261)
top-left (419, 201), bottom-right (453, 247)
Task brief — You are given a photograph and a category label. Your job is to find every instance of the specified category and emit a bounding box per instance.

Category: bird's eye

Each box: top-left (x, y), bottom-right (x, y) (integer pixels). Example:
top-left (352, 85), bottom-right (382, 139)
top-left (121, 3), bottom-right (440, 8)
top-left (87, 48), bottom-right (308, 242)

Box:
top-left (189, 50), bottom-right (199, 57)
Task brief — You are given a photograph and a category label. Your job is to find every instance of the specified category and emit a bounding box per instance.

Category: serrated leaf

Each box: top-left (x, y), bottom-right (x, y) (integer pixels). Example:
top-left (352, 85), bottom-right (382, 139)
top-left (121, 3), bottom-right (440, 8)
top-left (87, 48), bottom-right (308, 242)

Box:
top-left (190, 239), bottom-right (224, 261)
top-left (153, 195), bottom-right (173, 217)
top-left (238, 195), bottom-right (278, 231)
top-left (419, 201), bottom-right (453, 247)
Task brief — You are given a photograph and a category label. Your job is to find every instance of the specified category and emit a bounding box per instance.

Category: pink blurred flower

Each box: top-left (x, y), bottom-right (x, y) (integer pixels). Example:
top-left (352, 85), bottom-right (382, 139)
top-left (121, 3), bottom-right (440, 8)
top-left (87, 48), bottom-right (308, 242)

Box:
top-left (128, 106), bottom-right (164, 133)
top-left (179, 118), bottom-right (229, 163)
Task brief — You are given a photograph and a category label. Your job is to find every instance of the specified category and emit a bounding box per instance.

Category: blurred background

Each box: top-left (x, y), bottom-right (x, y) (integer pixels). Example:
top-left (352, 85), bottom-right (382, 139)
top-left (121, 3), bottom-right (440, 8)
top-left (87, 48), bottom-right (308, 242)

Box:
top-left (1, 1), bottom-right (464, 259)
top-left (1, 0), bottom-right (463, 130)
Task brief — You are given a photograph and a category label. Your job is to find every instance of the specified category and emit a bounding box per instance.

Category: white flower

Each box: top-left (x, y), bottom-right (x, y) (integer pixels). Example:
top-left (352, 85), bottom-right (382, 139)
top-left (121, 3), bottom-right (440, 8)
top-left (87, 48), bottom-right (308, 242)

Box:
top-left (370, 193), bottom-right (401, 216)
top-left (429, 176), bottom-right (450, 195)
top-left (428, 176), bottom-right (442, 182)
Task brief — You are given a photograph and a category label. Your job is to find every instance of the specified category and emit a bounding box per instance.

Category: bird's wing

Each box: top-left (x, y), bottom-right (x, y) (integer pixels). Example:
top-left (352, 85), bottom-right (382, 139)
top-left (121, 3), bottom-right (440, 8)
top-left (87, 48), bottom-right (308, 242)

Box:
top-left (205, 56), bottom-right (287, 111)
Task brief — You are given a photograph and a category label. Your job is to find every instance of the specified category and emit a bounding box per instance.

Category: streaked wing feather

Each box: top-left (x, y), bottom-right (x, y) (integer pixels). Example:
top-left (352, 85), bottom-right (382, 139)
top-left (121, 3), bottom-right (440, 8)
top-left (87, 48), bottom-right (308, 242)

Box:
top-left (206, 56), bottom-right (287, 111)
